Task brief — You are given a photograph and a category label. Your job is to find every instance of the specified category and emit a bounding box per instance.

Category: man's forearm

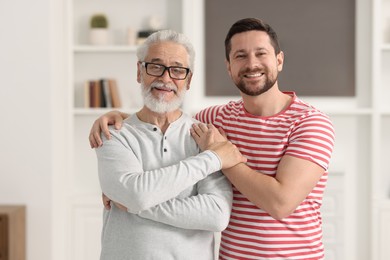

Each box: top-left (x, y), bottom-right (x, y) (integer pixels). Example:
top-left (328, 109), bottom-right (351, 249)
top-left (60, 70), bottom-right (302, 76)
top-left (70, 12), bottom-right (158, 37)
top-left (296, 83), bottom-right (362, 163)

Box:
top-left (138, 193), bottom-right (231, 231)
top-left (97, 133), bottom-right (222, 213)
top-left (137, 172), bottom-right (232, 231)
top-left (223, 155), bottom-right (324, 220)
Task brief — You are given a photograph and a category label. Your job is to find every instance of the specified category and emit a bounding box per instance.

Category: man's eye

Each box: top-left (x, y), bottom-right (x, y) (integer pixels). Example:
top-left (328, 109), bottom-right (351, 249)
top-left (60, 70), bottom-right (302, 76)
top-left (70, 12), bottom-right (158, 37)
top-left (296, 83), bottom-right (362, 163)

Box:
top-left (149, 65), bottom-right (163, 71)
top-left (151, 65), bottom-right (161, 69)
top-left (172, 68), bottom-right (185, 74)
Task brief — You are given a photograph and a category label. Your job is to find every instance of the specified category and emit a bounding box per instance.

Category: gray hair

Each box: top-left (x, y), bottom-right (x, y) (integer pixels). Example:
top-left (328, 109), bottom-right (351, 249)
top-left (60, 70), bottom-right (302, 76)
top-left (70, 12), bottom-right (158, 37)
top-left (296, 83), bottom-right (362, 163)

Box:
top-left (136, 30), bottom-right (195, 71)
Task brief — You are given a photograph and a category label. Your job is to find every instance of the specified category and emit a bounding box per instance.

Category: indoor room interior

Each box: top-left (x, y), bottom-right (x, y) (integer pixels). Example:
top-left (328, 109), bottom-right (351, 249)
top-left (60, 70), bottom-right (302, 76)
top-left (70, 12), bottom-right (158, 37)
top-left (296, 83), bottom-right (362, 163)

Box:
top-left (0, 0), bottom-right (389, 259)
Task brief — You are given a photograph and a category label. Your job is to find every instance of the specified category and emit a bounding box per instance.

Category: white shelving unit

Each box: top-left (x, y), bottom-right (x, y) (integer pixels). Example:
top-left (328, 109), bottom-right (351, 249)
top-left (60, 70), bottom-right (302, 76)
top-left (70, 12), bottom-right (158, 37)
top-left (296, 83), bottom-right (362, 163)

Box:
top-left (66, 0), bottom-right (185, 259)
top-left (56, 0), bottom-right (389, 258)
top-left (73, 45), bottom-right (138, 52)
top-left (372, 0), bottom-right (390, 259)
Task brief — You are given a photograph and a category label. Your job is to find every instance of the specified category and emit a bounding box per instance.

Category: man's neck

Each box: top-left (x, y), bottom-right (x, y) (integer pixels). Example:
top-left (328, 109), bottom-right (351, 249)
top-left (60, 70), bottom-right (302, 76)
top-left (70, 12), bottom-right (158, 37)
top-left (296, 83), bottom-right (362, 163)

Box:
top-left (136, 106), bottom-right (182, 133)
top-left (241, 86), bottom-right (292, 117)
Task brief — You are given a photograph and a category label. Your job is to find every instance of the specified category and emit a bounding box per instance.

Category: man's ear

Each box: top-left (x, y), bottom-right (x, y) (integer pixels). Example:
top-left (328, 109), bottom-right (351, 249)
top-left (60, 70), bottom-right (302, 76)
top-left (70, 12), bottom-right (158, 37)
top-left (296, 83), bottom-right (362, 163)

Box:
top-left (137, 62), bottom-right (142, 83)
top-left (277, 51), bottom-right (284, 72)
top-left (186, 73), bottom-right (193, 90)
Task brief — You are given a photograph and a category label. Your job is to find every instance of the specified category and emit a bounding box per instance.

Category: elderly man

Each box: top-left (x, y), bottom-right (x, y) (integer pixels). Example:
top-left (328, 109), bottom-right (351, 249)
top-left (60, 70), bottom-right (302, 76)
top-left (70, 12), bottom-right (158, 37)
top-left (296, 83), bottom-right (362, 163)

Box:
top-left (95, 30), bottom-right (246, 260)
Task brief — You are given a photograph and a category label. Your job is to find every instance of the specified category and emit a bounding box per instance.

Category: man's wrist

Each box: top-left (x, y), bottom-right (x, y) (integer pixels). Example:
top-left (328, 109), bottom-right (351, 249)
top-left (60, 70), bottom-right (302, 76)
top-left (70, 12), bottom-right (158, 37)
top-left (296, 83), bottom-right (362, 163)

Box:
top-left (202, 150), bottom-right (222, 171)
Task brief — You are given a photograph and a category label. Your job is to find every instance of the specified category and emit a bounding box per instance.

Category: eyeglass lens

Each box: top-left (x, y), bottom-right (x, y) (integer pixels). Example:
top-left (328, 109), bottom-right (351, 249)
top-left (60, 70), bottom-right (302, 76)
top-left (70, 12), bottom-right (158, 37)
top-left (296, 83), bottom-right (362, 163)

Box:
top-left (145, 63), bottom-right (188, 80)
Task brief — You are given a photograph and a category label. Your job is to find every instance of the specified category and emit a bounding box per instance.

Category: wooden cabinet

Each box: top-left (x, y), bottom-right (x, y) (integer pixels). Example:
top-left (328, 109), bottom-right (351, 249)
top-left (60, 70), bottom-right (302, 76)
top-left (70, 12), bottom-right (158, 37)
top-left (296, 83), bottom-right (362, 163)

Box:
top-left (0, 206), bottom-right (25, 260)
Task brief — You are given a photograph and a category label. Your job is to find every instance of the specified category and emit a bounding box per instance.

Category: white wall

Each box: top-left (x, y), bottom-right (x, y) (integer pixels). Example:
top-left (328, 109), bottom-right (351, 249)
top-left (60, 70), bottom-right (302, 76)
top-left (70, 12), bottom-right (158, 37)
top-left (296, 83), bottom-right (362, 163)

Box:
top-left (0, 0), bottom-right (52, 259)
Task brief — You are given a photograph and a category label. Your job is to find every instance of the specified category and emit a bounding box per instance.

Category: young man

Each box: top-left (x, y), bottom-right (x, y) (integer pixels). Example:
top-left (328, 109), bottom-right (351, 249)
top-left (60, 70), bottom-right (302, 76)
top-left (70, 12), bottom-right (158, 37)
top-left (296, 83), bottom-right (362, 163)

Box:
top-left (91, 19), bottom-right (335, 259)
top-left (95, 29), bottom-right (246, 260)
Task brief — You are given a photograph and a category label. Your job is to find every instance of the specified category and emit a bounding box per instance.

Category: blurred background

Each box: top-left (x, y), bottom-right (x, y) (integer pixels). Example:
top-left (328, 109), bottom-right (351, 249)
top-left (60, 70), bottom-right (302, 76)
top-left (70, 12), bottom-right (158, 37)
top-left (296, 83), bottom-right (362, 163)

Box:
top-left (0, 0), bottom-right (389, 259)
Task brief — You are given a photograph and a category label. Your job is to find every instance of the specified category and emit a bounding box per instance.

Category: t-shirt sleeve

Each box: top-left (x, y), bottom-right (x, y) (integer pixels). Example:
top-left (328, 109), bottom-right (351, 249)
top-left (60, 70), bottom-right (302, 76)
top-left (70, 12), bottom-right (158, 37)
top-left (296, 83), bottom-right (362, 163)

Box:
top-left (285, 112), bottom-right (335, 170)
top-left (194, 105), bottom-right (224, 124)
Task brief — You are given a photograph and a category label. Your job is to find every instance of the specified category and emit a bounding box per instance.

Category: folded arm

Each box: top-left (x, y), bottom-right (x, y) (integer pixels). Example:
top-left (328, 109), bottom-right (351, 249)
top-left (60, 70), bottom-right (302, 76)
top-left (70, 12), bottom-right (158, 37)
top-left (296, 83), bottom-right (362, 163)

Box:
top-left (138, 171), bottom-right (232, 232)
top-left (191, 117), bottom-right (334, 220)
top-left (223, 156), bottom-right (324, 220)
top-left (96, 130), bottom-right (222, 214)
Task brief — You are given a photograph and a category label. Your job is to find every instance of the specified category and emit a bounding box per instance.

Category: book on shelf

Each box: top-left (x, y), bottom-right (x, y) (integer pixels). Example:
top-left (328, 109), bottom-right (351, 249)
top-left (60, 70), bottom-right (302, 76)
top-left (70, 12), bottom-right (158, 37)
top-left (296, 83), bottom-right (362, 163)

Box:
top-left (84, 78), bottom-right (121, 108)
top-left (108, 79), bottom-right (122, 108)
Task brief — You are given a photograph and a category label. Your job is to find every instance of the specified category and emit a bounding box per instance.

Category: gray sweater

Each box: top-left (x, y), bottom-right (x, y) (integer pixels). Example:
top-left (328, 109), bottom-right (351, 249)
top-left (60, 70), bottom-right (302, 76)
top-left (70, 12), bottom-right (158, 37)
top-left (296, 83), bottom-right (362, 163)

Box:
top-left (96, 113), bottom-right (232, 260)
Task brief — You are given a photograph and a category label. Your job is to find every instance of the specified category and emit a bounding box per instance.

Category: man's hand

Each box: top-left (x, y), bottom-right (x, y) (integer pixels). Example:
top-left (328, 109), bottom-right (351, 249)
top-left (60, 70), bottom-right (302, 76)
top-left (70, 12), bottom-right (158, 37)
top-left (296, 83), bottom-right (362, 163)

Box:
top-left (102, 193), bottom-right (127, 211)
top-left (102, 193), bottom-right (112, 210)
top-left (190, 123), bottom-right (227, 151)
top-left (191, 123), bottom-right (247, 169)
top-left (89, 110), bottom-right (128, 148)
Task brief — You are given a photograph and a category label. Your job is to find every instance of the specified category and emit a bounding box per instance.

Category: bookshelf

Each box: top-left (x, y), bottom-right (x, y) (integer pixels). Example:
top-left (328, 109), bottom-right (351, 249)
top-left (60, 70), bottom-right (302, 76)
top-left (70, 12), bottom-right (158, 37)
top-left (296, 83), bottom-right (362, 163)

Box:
top-left (73, 45), bottom-right (138, 52)
top-left (67, 0), bottom-right (185, 259)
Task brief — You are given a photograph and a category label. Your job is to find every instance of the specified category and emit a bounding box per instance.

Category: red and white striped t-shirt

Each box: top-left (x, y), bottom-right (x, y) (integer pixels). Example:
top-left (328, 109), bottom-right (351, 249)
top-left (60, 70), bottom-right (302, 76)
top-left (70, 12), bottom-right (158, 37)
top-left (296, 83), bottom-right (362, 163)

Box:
top-left (194, 92), bottom-right (335, 260)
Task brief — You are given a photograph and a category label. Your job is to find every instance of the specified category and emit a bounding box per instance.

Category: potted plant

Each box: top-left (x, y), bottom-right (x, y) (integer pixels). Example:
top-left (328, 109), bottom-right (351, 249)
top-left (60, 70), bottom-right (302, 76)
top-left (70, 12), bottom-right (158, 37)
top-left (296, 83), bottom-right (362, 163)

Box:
top-left (89, 13), bottom-right (109, 45)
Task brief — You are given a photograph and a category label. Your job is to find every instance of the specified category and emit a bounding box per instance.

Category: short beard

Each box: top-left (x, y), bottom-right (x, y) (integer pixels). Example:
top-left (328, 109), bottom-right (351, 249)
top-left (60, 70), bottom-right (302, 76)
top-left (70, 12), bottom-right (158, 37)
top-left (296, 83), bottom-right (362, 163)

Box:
top-left (141, 80), bottom-right (187, 114)
top-left (236, 68), bottom-right (278, 96)
top-left (237, 77), bottom-right (276, 96)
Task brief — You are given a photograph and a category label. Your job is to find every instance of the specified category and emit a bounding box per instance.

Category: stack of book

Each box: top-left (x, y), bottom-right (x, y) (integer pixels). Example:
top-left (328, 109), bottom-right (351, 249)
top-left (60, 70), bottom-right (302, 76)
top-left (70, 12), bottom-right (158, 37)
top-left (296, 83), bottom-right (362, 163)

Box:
top-left (84, 78), bottom-right (121, 108)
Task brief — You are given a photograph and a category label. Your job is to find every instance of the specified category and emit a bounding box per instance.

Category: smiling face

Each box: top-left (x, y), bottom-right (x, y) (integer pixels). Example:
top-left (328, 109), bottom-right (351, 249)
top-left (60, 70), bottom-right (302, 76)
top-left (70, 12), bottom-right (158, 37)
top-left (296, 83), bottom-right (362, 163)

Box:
top-left (226, 30), bottom-right (284, 96)
top-left (137, 41), bottom-right (192, 113)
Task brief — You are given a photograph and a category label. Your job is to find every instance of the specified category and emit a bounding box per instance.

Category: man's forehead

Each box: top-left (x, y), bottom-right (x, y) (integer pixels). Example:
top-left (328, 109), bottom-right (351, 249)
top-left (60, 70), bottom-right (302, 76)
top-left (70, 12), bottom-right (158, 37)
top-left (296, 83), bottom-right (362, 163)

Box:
top-left (146, 42), bottom-right (188, 65)
top-left (149, 42), bottom-right (187, 54)
top-left (230, 31), bottom-right (273, 51)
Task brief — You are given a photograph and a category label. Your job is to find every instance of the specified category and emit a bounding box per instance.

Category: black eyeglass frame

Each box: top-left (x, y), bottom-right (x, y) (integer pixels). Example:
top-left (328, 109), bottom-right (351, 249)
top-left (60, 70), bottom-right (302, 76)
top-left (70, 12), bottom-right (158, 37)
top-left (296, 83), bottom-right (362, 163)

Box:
top-left (140, 61), bottom-right (191, 80)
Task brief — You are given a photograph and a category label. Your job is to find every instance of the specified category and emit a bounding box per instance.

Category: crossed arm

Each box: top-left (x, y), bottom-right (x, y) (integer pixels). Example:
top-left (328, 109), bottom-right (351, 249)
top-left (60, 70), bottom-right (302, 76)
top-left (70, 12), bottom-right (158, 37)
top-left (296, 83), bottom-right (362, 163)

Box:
top-left (96, 127), bottom-right (240, 231)
top-left (190, 122), bottom-right (329, 220)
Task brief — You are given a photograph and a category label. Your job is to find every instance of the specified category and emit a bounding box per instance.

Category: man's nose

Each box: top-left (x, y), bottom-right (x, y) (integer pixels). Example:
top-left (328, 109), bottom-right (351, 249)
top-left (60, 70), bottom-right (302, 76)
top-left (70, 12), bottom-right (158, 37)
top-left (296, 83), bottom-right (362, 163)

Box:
top-left (247, 54), bottom-right (260, 68)
top-left (159, 69), bottom-right (172, 82)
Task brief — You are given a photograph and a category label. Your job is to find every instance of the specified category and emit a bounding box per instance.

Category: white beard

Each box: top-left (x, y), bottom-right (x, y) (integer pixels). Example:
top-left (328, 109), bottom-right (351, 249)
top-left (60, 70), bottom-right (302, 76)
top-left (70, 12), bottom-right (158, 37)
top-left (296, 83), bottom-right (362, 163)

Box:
top-left (141, 80), bottom-right (187, 114)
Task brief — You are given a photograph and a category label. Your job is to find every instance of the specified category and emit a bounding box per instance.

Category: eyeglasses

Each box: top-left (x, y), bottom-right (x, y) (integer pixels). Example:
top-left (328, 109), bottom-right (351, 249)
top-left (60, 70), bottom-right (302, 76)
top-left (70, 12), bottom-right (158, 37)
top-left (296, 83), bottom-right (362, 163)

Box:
top-left (141, 62), bottom-right (191, 80)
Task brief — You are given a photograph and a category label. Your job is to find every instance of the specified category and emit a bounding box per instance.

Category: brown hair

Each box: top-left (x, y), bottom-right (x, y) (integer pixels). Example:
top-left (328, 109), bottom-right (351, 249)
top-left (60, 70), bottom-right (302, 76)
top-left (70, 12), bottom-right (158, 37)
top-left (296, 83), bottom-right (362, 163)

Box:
top-left (224, 18), bottom-right (281, 61)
